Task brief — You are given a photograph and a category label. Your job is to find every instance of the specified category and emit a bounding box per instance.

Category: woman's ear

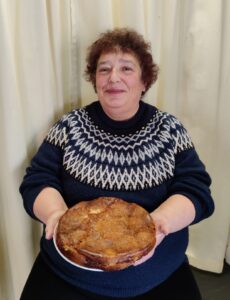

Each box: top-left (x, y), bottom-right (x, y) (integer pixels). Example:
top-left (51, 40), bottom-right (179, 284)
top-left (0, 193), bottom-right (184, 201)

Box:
top-left (141, 83), bottom-right (146, 95)
top-left (142, 81), bottom-right (146, 92)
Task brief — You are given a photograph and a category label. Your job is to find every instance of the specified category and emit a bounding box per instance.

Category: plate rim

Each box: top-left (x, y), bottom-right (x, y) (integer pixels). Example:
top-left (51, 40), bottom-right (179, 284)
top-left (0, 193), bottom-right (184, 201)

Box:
top-left (53, 223), bottom-right (103, 272)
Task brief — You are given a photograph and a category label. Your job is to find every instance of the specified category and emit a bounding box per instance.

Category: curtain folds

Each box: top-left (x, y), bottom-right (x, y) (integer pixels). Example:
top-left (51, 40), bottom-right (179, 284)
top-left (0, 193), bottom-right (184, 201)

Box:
top-left (0, 1), bottom-right (72, 299)
top-left (0, 0), bottom-right (229, 299)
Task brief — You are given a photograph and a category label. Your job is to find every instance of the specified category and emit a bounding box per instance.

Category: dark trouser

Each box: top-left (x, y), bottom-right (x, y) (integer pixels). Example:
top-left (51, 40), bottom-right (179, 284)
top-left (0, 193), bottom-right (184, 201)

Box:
top-left (20, 254), bottom-right (202, 300)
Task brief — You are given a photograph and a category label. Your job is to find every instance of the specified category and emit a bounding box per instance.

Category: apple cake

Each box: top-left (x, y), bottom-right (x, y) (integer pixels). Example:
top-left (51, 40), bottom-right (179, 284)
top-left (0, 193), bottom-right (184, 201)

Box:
top-left (55, 197), bottom-right (156, 271)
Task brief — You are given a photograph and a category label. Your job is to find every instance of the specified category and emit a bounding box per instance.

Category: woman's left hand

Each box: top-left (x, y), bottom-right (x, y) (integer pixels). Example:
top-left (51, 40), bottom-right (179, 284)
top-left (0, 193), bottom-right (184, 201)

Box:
top-left (133, 222), bottom-right (165, 266)
top-left (134, 194), bottom-right (196, 266)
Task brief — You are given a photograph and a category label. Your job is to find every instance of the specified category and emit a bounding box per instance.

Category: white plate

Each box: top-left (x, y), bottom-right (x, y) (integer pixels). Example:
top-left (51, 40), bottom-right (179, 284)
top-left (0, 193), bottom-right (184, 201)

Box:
top-left (53, 224), bottom-right (103, 272)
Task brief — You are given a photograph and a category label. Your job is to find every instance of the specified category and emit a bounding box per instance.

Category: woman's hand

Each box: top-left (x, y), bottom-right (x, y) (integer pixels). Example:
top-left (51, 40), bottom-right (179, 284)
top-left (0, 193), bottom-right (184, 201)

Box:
top-left (33, 187), bottom-right (68, 239)
top-left (45, 209), bottom-right (67, 239)
top-left (133, 218), bottom-right (166, 266)
top-left (134, 194), bottom-right (196, 266)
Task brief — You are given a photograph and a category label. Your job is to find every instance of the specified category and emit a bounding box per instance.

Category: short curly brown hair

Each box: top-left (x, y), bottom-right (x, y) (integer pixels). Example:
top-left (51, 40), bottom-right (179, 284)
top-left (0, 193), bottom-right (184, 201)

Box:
top-left (84, 28), bottom-right (159, 95)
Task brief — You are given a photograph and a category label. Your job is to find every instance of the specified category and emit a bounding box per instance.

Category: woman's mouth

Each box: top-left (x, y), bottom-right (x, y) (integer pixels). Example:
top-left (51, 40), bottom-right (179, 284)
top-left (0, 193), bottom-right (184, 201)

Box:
top-left (106, 89), bottom-right (125, 94)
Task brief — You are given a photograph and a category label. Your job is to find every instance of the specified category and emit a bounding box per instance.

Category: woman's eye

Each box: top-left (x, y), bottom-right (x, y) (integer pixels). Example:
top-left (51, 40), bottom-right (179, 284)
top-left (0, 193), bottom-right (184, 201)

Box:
top-left (122, 66), bottom-right (133, 72)
top-left (98, 68), bottom-right (110, 74)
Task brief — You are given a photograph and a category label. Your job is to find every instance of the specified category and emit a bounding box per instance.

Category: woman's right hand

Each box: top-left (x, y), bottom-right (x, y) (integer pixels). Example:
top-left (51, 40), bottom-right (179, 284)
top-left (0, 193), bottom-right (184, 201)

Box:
top-left (45, 209), bottom-right (67, 240)
top-left (33, 187), bottom-right (68, 240)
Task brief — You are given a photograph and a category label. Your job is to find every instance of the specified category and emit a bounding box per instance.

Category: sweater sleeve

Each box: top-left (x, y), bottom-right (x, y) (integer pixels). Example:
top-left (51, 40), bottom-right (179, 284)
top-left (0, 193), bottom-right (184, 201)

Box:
top-left (167, 116), bottom-right (214, 224)
top-left (19, 117), bottom-right (68, 220)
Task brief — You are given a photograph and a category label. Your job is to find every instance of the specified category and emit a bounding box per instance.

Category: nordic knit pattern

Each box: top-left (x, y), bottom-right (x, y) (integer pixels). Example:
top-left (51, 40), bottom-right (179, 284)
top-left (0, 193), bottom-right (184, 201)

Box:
top-left (45, 105), bottom-right (193, 191)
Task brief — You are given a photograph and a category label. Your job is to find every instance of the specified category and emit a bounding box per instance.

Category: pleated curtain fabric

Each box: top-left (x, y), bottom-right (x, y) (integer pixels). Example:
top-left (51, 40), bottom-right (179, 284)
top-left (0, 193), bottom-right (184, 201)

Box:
top-left (0, 0), bottom-right (229, 299)
top-left (0, 1), bottom-right (72, 299)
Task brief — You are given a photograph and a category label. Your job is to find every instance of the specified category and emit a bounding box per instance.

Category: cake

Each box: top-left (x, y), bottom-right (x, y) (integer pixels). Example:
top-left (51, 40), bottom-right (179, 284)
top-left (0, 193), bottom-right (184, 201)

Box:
top-left (55, 197), bottom-right (156, 271)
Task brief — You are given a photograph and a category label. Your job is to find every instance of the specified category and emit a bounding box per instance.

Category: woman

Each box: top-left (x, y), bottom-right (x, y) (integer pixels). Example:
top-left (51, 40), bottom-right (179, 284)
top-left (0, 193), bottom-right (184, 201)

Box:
top-left (20, 28), bottom-right (214, 299)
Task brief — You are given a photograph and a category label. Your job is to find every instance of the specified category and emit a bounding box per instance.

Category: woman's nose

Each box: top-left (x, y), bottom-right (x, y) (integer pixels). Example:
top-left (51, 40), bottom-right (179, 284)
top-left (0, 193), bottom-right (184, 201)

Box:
top-left (109, 68), bottom-right (120, 83)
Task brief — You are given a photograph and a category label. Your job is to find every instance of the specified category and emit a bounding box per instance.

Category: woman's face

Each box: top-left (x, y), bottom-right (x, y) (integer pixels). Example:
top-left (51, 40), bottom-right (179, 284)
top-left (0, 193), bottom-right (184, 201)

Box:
top-left (95, 51), bottom-right (146, 120)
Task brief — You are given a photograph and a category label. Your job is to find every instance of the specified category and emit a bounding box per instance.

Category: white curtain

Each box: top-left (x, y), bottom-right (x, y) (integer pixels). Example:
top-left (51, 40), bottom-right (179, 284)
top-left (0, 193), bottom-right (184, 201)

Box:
top-left (0, 1), bottom-right (72, 299)
top-left (0, 0), bottom-right (229, 299)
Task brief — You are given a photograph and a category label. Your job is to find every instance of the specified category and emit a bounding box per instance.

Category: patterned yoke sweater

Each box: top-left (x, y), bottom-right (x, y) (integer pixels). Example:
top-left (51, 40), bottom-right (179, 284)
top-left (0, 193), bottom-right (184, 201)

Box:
top-left (20, 100), bottom-right (214, 298)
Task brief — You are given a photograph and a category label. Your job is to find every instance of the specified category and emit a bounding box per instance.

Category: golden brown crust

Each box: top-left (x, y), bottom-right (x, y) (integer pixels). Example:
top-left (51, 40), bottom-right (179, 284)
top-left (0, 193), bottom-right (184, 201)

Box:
top-left (56, 197), bottom-right (156, 271)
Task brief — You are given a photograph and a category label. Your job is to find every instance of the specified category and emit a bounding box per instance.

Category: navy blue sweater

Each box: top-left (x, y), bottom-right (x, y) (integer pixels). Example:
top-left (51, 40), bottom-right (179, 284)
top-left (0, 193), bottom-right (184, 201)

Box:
top-left (20, 100), bottom-right (214, 297)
